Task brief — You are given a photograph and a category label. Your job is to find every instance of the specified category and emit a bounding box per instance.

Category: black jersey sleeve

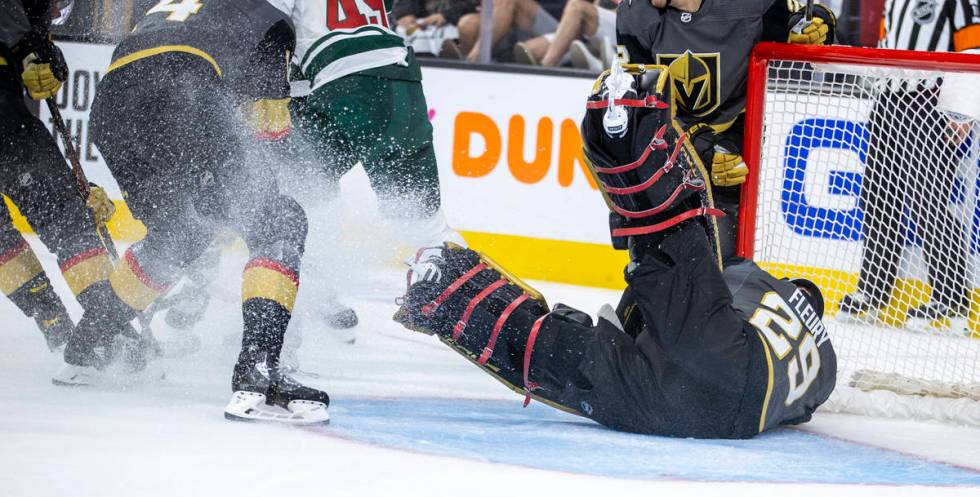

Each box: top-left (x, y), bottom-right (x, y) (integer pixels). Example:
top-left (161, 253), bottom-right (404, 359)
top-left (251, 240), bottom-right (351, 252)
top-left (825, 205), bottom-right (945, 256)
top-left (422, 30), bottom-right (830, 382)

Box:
top-left (242, 19), bottom-right (296, 100)
top-left (1, 0), bottom-right (50, 53)
top-left (0, 0), bottom-right (31, 50)
top-left (615, 0), bottom-right (660, 64)
top-left (762, 0), bottom-right (793, 42)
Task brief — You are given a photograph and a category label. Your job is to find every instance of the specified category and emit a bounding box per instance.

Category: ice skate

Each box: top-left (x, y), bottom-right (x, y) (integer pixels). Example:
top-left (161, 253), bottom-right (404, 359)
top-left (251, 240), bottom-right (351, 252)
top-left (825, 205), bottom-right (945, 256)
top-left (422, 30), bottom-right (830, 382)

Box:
top-left (837, 291), bottom-right (878, 323)
top-left (224, 354), bottom-right (330, 425)
top-left (321, 299), bottom-right (358, 344)
top-left (905, 302), bottom-right (969, 336)
top-left (39, 313), bottom-right (73, 352)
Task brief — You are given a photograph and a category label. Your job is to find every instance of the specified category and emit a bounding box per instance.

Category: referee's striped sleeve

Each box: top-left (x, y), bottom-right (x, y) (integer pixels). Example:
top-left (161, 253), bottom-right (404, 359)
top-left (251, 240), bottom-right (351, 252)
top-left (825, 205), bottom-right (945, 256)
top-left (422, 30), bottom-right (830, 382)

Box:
top-left (953, 0), bottom-right (980, 51)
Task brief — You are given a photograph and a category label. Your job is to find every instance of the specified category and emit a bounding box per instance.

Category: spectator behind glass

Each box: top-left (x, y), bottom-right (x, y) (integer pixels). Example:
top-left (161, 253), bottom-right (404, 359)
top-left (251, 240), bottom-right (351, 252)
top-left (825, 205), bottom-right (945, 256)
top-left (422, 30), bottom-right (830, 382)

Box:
top-left (463, 0), bottom-right (560, 63)
top-left (514, 0), bottom-right (618, 71)
top-left (392, 0), bottom-right (480, 58)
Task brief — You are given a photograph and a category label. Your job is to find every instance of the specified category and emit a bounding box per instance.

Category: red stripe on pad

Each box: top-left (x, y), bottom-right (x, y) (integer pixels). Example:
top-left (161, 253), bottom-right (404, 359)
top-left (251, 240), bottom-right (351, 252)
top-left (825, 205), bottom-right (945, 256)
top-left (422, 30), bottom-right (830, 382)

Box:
top-left (592, 125), bottom-right (669, 175)
top-left (523, 314), bottom-right (549, 408)
top-left (0, 240), bottom-right (30, 265)
top-left (611, 208), bottom-right (726, 237)
top-left (609, 182), bottom-right (703, 219)
top-left (254, 128), bottom-right (291, 141)
top-left (585, 95), bottom-right (668, 110)
top-left (124, 249), bottom-right (168, 292)
top-left (59, 247), bottom-right (109, 273)
top-left (478, 293), bottom-right (530, 366)
top-left (452, 278), bottom-right (507, 342)
top-left (244, 258), bottom-right (299, 287)
top-left (422, 263), bottom-right (487, 316)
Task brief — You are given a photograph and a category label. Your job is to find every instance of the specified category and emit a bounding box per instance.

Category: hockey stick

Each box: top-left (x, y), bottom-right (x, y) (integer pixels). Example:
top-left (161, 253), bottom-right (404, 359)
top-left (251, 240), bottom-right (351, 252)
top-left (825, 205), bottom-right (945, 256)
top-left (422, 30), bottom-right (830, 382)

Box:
top-left (792, 0), bottom-right (816, 34)
top-left (46, 98), bottom-right (163, 354)
top-left (45, 98), bottom-right (119, 260)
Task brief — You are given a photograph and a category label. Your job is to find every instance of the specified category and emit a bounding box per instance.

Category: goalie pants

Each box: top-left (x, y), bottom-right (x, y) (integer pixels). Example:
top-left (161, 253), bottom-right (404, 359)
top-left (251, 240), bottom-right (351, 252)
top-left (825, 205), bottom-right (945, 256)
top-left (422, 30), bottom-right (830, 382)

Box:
top-left (857, 88), bottom-right (968, 310)
top-left (532, 224), bottom-right (770, 439)
top-left (0, 66), bottom-right (112, 308)
top-left (89, 56), bottom-right (307, 358)
top-left (291, 61), bottom-right (441, 219)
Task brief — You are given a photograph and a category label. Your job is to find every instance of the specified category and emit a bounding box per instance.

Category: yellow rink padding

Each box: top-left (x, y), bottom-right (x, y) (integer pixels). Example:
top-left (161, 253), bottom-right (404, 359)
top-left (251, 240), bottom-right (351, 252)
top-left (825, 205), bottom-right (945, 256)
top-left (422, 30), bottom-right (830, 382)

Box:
top-left (460, 231), bottom-right (629, 290)
top-left (759, 261), bottom-right (980, 339)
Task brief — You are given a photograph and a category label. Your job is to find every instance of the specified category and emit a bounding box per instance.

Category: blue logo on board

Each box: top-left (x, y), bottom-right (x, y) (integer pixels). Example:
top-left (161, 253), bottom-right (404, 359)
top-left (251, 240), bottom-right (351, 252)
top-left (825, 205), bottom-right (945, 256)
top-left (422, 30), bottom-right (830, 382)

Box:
top-left (780, 118), bottom-right (980, 251)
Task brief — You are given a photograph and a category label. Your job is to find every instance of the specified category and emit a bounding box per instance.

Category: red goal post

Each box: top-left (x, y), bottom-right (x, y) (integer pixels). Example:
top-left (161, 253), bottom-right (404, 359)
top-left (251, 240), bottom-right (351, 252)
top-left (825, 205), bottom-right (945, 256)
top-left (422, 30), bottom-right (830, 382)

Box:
top-left (739, 42), bottom-right (980, 260)
top-left (738, 43), bottom-right (980, 425)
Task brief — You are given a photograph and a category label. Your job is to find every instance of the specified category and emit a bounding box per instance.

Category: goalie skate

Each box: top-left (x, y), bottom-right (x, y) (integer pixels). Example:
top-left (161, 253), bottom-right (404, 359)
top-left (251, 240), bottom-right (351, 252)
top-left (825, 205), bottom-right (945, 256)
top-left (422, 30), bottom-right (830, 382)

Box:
top-left (223, 391), bottom-right (330, 425)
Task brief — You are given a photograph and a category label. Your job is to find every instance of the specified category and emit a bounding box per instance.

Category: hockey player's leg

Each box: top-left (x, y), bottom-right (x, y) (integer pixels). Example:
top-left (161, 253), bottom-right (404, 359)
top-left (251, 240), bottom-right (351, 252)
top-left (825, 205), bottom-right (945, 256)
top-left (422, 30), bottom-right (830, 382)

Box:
top-left (361, 76), bottom-right (464, 247)
top-left (0, 114), bottom-right (121, 354)
top-left (393, 242), bottom-right (735, 435)
top-left (906, 94), bottom-right (969, 328)
top-left (225, 194), bottom-right (329, 424)
top-left (615, 222), bottom-right (753, 436)
top-left (847, 92), bottom-right (905, 316)
top-left (0, 212), bottom-right (73, 350)
top-left (288, 91), bottom-right (363, 333)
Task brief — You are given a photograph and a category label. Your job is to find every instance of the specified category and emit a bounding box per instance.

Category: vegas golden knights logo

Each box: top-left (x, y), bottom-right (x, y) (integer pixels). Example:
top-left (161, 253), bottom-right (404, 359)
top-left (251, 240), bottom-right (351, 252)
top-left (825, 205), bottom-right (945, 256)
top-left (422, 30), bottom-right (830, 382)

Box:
top-left (656, 51), bottom-right (721, 118)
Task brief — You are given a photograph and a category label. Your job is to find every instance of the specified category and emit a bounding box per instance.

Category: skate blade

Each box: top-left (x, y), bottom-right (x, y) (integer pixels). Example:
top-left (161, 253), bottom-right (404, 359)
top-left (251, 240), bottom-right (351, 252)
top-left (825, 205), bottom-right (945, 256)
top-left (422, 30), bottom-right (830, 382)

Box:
top-left (51, 362), bottom-right (166, 387)
top-left (905, 316), bottom-right (969, 336)
top-left (52, 364), bottom-right (100, 386)
top-left (224, 391), bottom-right (330, 425)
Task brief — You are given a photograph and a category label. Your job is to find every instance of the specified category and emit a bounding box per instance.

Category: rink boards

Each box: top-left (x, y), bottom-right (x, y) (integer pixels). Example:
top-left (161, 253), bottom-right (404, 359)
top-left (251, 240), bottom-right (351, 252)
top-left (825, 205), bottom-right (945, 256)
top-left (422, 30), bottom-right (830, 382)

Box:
top-left (10, 42), bottom-right (980, 300)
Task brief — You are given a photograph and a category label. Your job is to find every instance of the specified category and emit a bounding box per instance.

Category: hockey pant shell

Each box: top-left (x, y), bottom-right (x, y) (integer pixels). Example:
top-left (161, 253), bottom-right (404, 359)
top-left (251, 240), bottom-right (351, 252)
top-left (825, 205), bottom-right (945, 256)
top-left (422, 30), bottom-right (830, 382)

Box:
top-left (858, 88), bottom-right (968, 310)
top-left (89, 59), bottom-right (307, 319)
top-left (530, 223), bottom-right (765, 438)
top-left (291, 69), bottom-right (441, 219)
top-left (0, 69), bottom-right (113, 303)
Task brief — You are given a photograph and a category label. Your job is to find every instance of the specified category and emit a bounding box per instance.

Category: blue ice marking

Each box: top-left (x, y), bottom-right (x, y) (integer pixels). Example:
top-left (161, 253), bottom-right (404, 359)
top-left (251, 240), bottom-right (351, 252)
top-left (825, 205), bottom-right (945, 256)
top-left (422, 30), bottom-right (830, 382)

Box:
top-left (321, 397), bottom-right (980, 485)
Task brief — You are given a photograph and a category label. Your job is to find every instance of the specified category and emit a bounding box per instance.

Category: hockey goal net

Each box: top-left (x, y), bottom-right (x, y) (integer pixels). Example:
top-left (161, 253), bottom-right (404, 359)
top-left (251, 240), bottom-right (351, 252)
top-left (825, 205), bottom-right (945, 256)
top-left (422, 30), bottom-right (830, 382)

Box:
top-left (740, 43), bottom-right (980, 425)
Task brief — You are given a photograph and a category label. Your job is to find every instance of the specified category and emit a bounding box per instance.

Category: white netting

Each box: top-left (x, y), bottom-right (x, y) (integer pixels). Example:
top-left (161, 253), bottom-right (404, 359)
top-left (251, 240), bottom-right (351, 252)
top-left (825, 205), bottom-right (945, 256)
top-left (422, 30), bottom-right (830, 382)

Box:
top-left (753, 57), bottom-right (980, 423)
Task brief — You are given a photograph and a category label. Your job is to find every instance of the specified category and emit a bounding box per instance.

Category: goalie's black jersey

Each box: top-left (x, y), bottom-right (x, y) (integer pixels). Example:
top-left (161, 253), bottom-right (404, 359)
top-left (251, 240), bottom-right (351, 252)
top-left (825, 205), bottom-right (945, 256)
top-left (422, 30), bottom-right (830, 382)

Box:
top-left (108, 0), bottom-right (295, 100)
top-left (616, 0), bottom-right (794, 132)
top-left (723, 259), bottom-right (838, 432)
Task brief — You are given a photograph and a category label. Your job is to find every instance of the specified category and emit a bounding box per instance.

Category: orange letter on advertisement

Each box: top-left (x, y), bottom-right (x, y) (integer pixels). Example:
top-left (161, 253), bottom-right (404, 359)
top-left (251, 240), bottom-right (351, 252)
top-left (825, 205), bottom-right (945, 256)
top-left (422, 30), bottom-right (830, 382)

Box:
top-left (507, 116), bottom-right (553, 184)
top-left (557, 119), bottom-right (597, 190)
top-left (453, 111), bottom-right (501, 177)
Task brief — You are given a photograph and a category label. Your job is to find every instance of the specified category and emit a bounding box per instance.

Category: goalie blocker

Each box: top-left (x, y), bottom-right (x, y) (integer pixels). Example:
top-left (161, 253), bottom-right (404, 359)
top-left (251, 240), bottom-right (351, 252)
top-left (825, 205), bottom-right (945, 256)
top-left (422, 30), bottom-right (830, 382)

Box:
top-left (394, 63), bottom-right (836, 438)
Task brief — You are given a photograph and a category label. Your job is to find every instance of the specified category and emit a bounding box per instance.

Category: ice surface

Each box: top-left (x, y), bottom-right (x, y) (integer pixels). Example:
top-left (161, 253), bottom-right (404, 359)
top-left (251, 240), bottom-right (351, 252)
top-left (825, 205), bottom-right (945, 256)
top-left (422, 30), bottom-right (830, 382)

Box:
top-left (1, 171), bottom-right (978, 497)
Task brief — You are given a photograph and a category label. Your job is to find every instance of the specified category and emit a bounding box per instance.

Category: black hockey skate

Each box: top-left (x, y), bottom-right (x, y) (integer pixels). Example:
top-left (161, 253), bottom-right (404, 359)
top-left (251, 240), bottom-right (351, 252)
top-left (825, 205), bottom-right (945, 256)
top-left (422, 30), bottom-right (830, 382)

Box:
top-left (53, 321), bottom-right (153, 386)
top-left (39, 312), bottom-right (73, 352)
top-left (225, 352), bottom-right (330, 425)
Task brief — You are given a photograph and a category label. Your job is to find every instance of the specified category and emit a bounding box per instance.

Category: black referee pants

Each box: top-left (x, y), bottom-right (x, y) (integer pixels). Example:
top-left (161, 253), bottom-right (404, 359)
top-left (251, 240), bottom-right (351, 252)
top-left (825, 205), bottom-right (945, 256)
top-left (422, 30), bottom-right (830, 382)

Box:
top-left (857, 88), bottom-right (968, 311)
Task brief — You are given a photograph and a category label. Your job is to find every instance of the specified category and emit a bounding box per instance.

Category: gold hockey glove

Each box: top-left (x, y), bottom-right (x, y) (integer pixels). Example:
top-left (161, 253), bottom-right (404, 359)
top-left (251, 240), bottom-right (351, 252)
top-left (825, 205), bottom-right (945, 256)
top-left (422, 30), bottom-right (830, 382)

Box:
top-left (86, 186), bottom-right (116, 226)
top-left (711, 149), bottom-right (748, 187)
top-left (247, 98), bottom-right (292, 141)
top-left (21, 53), bottom-right (67, 100)
top-left (787, 4), bottom-right (837, 46)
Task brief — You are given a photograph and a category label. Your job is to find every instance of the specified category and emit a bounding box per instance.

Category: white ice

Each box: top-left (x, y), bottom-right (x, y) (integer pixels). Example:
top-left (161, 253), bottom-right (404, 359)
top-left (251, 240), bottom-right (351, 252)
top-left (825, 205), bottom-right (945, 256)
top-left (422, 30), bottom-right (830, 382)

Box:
top-left (1, 171), bottom-right (978, 497)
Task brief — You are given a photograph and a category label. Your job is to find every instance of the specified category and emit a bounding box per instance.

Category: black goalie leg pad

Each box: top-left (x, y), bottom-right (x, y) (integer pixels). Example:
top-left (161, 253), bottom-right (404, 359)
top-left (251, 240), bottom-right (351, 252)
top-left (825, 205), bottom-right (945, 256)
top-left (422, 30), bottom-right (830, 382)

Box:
top-left (395, 245), bottom-right (550, 397)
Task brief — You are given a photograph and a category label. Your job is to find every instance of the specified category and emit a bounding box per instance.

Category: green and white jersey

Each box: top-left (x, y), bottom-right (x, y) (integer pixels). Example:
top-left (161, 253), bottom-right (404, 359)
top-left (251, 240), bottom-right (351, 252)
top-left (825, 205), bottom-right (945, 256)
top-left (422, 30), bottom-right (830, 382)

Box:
top-left (271, 0), bottom-right (407, 91)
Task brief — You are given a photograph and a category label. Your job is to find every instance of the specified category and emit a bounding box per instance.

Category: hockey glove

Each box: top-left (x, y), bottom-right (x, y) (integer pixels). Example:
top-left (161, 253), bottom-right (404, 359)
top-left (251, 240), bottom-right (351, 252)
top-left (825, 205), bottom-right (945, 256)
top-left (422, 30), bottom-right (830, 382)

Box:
top-left (247, 98), bottom-right (292, 141)
top-left (86, 186), bottom-right (116, 226)
top-left (787, 4), bottom-right (836, 46)
top-left (689, 124), bottom-right (748, 188)
top-left (711, 148), bottom-right (748, 187)
top-left (18, 39), bottom-right (69, 101)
